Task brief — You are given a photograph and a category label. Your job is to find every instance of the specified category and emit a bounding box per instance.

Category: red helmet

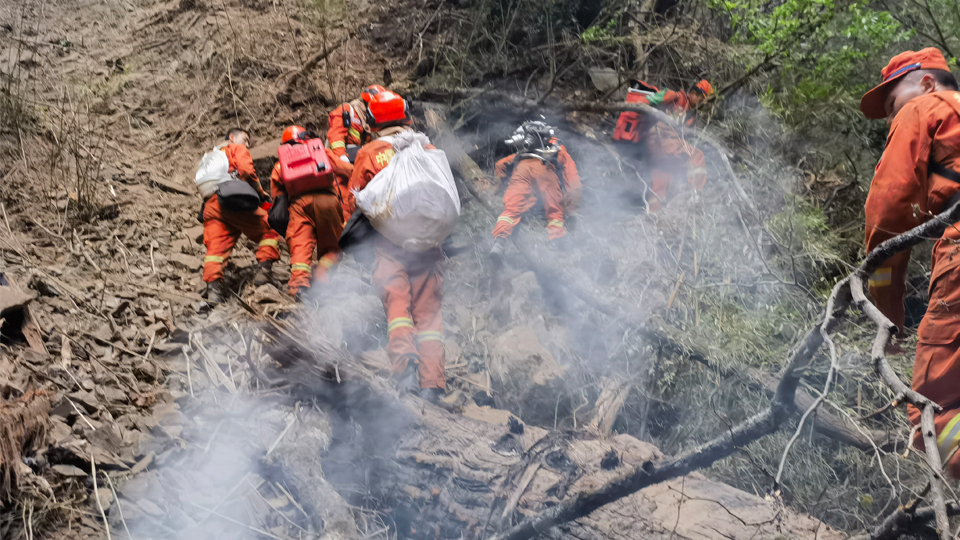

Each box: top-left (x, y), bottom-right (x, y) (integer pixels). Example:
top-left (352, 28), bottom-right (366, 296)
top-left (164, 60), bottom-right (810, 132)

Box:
top-left (361, 84), bottom-right (388, 103)
top-left (281, 125), bottom-right (308, 144)
top-left (367, 90), bottom-right (410, 128)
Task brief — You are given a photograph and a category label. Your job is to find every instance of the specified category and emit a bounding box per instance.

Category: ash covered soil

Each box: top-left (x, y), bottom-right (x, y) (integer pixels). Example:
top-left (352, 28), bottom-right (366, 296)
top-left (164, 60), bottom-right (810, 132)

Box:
top-left (0, 0), bottom-right (858, 538)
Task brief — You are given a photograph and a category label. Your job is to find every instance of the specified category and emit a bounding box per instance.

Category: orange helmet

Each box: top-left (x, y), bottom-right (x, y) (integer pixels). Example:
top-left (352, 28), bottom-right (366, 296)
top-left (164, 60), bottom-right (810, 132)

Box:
top-left (361, 84), bottom-right (388, 103)
top-left (366, 90), bottom-right (410, 128)
top-left (694, 79), bottom-right (714, 97)
top-left (281, 125), bottom-right (309, 144)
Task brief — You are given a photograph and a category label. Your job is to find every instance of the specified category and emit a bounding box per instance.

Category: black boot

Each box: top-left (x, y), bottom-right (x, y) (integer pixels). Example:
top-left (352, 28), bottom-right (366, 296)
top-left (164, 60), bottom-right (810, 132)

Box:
top-left (418, 387), bottom-right (444, 404)
top-left (395, 357), bottom-right (420, 394)
top-left (489, 237), bottom-right (507, 266)
top-left (203, 279), bottom-right (226, 304)
top-left (550, 235), bottom-right (571, 251)
top-left (252, 261), bottom-right (274, 287)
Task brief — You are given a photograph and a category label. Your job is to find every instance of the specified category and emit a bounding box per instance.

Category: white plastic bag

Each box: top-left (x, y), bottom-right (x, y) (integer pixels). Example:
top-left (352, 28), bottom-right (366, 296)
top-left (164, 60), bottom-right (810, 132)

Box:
top-left (194, 145), bottom-right (232, 199)
top-left (356, 131), bottom-right (460, 252)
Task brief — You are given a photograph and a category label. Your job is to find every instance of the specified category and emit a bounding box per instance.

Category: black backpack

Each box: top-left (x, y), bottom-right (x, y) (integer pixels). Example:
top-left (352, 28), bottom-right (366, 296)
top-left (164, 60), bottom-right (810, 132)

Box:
top-left (268, 193), bottom-right (290, 237)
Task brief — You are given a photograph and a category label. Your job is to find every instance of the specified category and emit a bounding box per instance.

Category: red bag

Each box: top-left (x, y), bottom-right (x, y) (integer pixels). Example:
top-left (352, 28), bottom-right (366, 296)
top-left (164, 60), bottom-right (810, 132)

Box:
top-left (613, 82), bottom-right (659, 143)
top-left (277, 139), bottom-right (335, 198)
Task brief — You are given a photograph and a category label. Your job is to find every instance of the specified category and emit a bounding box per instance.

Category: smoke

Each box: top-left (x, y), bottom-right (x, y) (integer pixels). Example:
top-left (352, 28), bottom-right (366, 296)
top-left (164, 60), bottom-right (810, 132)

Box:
top-left (111, 95), bottom-right (836, 538)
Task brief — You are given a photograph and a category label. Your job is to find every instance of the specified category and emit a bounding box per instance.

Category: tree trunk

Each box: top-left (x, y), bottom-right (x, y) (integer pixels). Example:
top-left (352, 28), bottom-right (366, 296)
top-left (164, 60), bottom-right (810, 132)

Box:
top-left (270, 343), bottom-right (842, 540)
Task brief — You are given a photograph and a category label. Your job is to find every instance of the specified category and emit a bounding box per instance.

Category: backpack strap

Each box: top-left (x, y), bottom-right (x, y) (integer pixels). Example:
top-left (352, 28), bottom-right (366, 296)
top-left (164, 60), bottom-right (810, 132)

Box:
top-left (930, 160), bottom-right (960, 184)
top-left (931, 160), bottom-right (960, 210)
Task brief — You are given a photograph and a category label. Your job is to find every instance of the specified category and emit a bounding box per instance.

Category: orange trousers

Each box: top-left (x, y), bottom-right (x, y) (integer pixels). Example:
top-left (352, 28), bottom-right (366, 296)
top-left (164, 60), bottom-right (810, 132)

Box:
top-left (492, 175), bottom-right (566, 241)
top-left (286, 191), bottom-right (344, 295)
top-left (646, 124), bottom-right (707, 212)
top-left (202, 195), bottom-right (280, 282)
top-left (372, 238), bottom-right (445, 389)
top-left (908, 233), bottom-right (960, 477)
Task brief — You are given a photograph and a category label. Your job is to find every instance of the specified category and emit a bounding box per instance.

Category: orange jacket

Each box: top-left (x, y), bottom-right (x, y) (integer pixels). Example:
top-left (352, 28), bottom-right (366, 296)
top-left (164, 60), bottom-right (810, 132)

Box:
top-left (346, 131), bottom-right (436, 222)
top-left (865, 91), bottom-right (960, 331)
top-left (494, 144), bottom-right (582, 192)
top-left (270, 148), bottom-right (353, 200)
top-left (646, 88), bottom-right (695, 125)
top-left (327, 102), bottom-right (366, 159)
top-left (223, 143), bottom-right (266, 196)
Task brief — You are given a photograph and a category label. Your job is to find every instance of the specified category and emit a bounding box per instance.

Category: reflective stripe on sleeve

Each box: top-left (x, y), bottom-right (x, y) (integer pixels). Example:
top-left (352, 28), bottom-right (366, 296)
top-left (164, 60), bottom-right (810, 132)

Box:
top-left (869, 267), bottom-right (892, 288)
top-left (291, 263), bottom-right (313, 273)
top-left (204, 255), bottom-right (225, 264)
top-left (497, 215), bottom-right (515, 224)
top-left (547, 219), bottom-right (565, 228)
top-left (331, 141), bottom-right (346, 149)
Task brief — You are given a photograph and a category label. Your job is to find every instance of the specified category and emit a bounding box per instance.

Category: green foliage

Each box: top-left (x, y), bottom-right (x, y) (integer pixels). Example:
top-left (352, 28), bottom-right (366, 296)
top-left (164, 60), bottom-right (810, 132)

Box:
top-left (581, 17), bottom-right (618, 44)
top-left (707, 0), bottom-right (907, 117)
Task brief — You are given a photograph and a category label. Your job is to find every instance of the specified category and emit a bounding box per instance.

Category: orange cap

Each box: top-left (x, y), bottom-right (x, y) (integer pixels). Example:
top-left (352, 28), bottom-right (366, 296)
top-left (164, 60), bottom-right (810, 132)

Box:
top-left (695, 79), bottom-right (714, 97)
top-left (860, 48), bottom-right (950, 119)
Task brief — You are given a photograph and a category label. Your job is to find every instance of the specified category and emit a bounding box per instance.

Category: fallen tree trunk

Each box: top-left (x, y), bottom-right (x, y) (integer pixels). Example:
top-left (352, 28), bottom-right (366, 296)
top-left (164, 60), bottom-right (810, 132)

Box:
top-left (265, 326), bottom-right (842, 540)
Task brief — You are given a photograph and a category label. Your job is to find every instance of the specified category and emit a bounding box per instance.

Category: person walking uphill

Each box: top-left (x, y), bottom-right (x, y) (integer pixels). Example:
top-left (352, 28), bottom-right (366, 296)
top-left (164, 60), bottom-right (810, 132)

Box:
top-left (613, 79), bottom-right (713, 212)
top-left (270, 126), bottom-right (350, 298)
top-left (195, 128), bottom-right (280, 303)
top-left (327, 85), bottom-right (385, 165)
top-left (347, 89), bottom-right (447, 403)
top-left (489, 121), bottom-right (581, 262)
top-left (860, 48), bottom-right (960, 476)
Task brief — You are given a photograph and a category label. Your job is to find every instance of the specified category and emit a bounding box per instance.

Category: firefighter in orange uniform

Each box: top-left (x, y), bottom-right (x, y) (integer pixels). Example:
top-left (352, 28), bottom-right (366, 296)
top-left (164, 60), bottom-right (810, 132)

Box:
top-left (614, 79), bottom-right (713, 211)
top-left (489, 122), bottom-right (581, 261)
top-left (270, 126), bottom-right (351, 298)
top-left (860, 48), bottom-right (960, 476)
top-left (347, 90), bottom-right (446, 402)
top-left (327, 85), bottom-right (386, 165)
top-left (201, 128), bottom-right (280, 303)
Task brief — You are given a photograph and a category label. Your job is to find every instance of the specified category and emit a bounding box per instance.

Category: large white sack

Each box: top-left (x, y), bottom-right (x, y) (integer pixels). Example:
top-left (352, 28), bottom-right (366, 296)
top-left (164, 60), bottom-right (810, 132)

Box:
top-left (194, 145), bottom-right (233, 199)
top-left (356, 131), bottom-right (461, 252)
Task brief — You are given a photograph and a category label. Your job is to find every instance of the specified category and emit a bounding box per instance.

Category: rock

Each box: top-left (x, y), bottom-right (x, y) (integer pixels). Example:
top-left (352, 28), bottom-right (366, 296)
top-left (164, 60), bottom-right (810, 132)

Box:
top-left (67, 390), bottom-right (101, 413)
top-left (489, 326), bottom-right (567, 425)
top-left (168, 252), bottom-right (201, 271)
top-left (0, 285), bottom-right (36, 317)
top-left (52, 464), bottom-right (88, 477)
top-left (150, 176), bottom-right (192, 195)
top-left (184, 225), bottom-right (204, 244)
top-left (170, 238), bottom-right (193, 255)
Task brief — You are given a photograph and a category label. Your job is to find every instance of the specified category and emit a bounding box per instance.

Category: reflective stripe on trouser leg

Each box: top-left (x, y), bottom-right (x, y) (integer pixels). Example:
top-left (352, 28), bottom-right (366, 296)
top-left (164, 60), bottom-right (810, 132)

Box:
top-left (686, 148), bottom-right (707, 190)
top-left (417, 331), bottom-right (443, 342)
top-left (313, 251), bottom-right (342, 283)
top-left (869, 267), bottom-right (892, 288)
top-left (938, 413), bottom-right (960, 463)
top-left (493, 176), bottom-right (537, 239)
top-left (388, 317), bottom-right (414, 335)
top-left (492, 214), bottom-right (519, 238)
top-left (202, 197), bottom-right (239, 282)
top-left (411, 265), bottom-right (445, 390)
top-left (546, 219), bottom-right (566, 240)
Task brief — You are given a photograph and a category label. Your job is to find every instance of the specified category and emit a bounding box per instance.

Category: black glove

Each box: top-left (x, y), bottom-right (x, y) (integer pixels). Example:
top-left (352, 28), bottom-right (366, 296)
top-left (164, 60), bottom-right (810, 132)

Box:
top-left (197, 200), bottom-right (206, 223)
top-left (259, 192), bottom-right (272, 204)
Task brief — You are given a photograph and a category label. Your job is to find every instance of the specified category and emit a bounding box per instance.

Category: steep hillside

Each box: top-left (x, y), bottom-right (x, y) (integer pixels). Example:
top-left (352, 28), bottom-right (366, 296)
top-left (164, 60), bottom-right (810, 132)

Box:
top-left (0, 0), bottom-right (934, 539)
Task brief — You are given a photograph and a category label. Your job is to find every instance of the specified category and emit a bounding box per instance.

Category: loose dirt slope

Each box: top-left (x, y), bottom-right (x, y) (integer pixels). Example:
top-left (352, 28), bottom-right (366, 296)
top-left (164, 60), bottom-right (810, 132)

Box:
top-left (1, 0), bottom-right (849, 538)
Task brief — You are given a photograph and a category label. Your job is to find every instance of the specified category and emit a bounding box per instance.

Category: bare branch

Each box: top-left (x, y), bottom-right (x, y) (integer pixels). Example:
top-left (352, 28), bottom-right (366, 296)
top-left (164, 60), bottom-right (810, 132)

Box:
top-left (484, 196), bottom-right (960, 540)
